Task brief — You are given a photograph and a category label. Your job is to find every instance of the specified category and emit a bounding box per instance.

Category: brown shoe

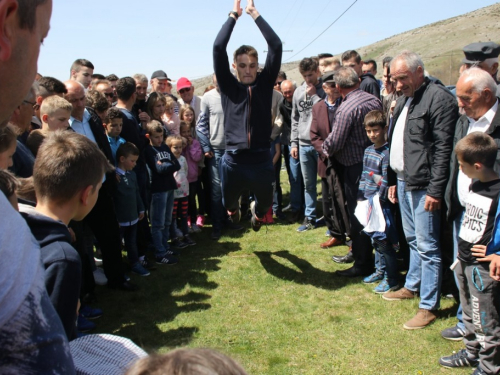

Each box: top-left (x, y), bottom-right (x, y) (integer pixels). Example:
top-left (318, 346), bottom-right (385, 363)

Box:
top-left (320, 237), bottom-right (344, 248)
top-left (403, 308), bottom-right (437, 330)
top-left (382, 287), bottom-right (416, 301)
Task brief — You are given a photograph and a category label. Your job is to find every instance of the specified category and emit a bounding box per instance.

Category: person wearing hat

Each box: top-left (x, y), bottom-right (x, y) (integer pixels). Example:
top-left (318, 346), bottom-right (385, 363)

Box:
top-left (213, 0), bottom-right (282, 232)
top-left (177, 77), bottom-right (201, 119)
top-left (462, 42), bottom-right (500, 95)
top-left (150, 70), bottom-right (171, 95)
top-left (310, 71), bottom-right (349, 250)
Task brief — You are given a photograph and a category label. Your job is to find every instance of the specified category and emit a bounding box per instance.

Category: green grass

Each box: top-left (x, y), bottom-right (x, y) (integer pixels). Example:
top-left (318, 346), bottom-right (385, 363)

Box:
top-left (95, 173), bottom-right (466, 374)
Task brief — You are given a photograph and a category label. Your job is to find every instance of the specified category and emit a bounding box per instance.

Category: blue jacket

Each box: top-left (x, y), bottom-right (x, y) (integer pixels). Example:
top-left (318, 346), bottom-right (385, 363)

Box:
top-left (20, 203), bottom-right (81, 341)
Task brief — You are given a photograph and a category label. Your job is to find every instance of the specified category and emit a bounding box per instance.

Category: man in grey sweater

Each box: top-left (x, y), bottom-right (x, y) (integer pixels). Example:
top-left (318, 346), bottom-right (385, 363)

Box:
top-left (290, 57), bottom-right (326, 232)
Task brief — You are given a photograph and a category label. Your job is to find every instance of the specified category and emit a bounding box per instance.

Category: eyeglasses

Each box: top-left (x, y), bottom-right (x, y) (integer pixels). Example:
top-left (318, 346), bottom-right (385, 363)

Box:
top-left (22, 100), bottom-right (36, 106)
top-left (274, 81), bottom-right (283, 86)
top-left (104, 93), bottom-right (114, 98)
top-left (179, 88), bottom-right (191, 94)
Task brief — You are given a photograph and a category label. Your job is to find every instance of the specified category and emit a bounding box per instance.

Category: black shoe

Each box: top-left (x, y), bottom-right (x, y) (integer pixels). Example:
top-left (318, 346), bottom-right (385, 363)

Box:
top-left (250, 201), bottom-right (262, 232)
top-left (439, 349), bottom-right (478, 368)
top-left (211, 227), bottom-right (222, 240)
top-left (282, 204), bottom-right (292, 212)
top-left (335, 266), bottom-right (372, 278)
top-left (332, 251), bottom-right (354, 264)
top-left (289, 210), bottom-right (301, 223)
top-left (108, 280), bottom-right (138, 291)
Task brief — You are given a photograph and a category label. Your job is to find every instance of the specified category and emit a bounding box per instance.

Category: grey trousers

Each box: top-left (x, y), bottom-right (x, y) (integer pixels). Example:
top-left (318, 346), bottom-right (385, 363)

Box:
top-left (456, 260), bottom-right (500, 375)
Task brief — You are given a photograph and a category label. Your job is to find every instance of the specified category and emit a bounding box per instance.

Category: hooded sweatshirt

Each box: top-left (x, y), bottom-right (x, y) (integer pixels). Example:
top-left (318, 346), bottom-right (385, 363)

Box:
top-left (291, 80), bottom-right (325, 147)
top-left (20, 204), bottom-right (81, 341)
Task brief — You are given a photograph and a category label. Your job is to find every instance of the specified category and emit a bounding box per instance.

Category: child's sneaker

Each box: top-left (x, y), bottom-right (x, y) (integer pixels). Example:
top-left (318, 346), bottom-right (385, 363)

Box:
top-left (196, 215), bottom-right (205, 227)
top-left (363, 272), bottom-right (384, 284)
top-left (183, 235), bottom-right (196, 246)
top-left (79, 305), bottom-right (103, 319)
top-left (373, 278), bottom-right (398, 294)
top-left (175, 227), bottom-right (183, 238)
top-left (228, 209), bottom-right (241, 224)
top-left (77, 314), bottom-right (96, 332)
top-left (155, 255), bottom-right (178, 265)
top-left (171, 238), bottom-right (188, 249)
top-left (191, 224), bottom-right (202, 233)
top-left (131, 262), bottom-right (150, 277)
top-left (140, 258), bottom-right (156, 270)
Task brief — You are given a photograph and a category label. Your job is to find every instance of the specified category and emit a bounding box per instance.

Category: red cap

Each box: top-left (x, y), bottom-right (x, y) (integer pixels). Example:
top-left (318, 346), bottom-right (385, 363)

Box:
top-left (177, 77), bottom-right (192, 91)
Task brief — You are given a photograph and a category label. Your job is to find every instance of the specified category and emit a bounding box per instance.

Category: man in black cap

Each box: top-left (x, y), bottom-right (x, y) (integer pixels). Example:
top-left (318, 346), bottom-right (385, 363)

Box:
top-left (462, 42), bottom-right (500, 95)
top-left (150, 70), bottom-right (171, 95)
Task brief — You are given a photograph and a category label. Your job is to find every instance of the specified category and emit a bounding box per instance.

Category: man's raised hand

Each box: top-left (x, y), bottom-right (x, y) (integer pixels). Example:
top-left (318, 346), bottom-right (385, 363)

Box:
top-left (245, 0), bottom-right (260, 19)
top-left (233, 0), bottom-right (243, 17)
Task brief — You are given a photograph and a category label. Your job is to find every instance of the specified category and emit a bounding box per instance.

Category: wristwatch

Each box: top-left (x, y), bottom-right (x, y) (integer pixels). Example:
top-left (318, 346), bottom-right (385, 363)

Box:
top-left (229, 11), bottom-right (239, 19)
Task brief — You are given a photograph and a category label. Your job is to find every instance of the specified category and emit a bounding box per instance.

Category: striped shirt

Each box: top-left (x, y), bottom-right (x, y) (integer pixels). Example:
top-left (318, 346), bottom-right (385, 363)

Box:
top-left (322, 89), bottom-right (382, 166)
top-left (358, 143), bottom-right (389, 201)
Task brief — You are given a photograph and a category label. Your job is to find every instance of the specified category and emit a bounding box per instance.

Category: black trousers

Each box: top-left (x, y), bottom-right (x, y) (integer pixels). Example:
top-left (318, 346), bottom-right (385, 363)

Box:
top-left (339, 162), bottom-right (373, 271)
top-left (84, 180), bottom-right (125, 286)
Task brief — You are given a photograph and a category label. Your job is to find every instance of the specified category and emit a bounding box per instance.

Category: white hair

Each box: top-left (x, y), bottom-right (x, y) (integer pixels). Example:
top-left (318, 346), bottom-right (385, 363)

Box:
top-left (460, 67), bottom-right (498, 94)
top-left (480, 57), bottom-right (499, 69)
top-left (391, 50), bottom-right (425, 73)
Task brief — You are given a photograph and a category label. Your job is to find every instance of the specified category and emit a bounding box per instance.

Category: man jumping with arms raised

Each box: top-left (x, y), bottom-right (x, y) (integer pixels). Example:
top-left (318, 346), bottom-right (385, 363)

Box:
top-left (214, 0), bottom-right (282, 231)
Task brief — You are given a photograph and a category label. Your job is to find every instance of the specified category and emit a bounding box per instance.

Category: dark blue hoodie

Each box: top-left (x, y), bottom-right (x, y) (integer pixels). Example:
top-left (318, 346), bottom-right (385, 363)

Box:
top-left (20, 204), bottom-right (81, 341)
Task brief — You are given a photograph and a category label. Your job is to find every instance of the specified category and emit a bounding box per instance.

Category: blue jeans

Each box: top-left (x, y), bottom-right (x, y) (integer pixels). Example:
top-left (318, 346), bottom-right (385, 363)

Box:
top-left (298, 145), bottom-right (318, 220)
top-left (150, 190), bottom-right (175, 257)
top-left (208, 149), bottom-right (225, 230)
top-left (453, 211), bottom-right (465, 330)
top-left (397, 180), bottom-right (442, 310)
top-left (288, 146), bottom-right (303, 212)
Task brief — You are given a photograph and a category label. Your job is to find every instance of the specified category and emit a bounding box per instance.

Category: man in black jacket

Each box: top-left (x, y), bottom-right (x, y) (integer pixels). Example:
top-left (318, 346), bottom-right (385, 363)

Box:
top-left (384, 51), bottom-right (458, 330)
top-left (65, 80), bottom-right (136, 291)
top-left (342, 50), bottom-right (380, 99)
top-left (213, 0), bottom-right (282, 231)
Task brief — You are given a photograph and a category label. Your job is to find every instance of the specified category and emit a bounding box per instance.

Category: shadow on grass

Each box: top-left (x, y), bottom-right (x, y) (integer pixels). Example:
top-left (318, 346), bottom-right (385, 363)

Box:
top-left (255, 249), bottom-right (360, 290)
top-left (95, 239), bottom-right (243, 350)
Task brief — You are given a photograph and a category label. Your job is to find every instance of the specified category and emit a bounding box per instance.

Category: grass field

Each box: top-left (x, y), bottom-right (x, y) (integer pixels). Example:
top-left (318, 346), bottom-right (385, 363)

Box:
top-left (95, 173), bottom-right (467, 375)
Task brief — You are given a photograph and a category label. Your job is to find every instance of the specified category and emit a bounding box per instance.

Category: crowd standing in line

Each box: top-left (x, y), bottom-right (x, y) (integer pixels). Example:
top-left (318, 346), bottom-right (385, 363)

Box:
top-left (1, 0), bottom-right (500, 373)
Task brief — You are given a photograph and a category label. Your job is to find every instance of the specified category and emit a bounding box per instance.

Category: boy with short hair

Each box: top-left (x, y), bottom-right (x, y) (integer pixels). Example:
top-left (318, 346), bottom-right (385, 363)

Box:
top-left (39, 95), bottom-right (72, 132)
top-left (113, 142), bottom-right (150, 276)
top-left (358, 110), bottom-right (399, 294)
top-left (439, 132), bottom-right (500, 375)
top-left (20, 131), bottom-right (112, 340)
top-left (145, 120), bottom-right (180, 265)
top-left (103, 107), bottom-right (126, 164)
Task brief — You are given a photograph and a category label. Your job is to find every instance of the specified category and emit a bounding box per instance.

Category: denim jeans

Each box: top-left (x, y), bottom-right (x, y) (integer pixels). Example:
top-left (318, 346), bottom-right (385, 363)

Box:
top-left (150, 190), bottom-right (175, 257)
top-left (219, 153), bottom-right (274, 218)
top-left (208, 149), bottom-right (225, 230)
top-left (397, 180), bottom-right (442, 310)
top-left (288, 145), bottom-right (303, 212)
top-left (299, 145), bottom-right (318, 220)
top-left (453, 211), bottom-right (465, 330)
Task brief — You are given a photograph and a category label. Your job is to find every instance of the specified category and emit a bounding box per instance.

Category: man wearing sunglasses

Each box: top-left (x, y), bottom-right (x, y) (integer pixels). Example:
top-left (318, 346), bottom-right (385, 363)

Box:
top-left (178, 77), bottom-right (201, 119)
top-left (94, 79), bottom-right (115, 106)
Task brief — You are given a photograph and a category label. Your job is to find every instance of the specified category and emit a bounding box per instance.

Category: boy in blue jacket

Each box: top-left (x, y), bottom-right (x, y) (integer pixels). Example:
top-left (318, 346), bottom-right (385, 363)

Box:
top-left (20, 131), bottom-right (112, 340)
top-left (439, 132), bottom-right (500, 375)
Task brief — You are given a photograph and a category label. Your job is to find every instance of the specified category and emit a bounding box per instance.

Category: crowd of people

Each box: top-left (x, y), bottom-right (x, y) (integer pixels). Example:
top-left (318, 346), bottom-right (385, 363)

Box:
top-left (1, 0), bottom-right (500, 373)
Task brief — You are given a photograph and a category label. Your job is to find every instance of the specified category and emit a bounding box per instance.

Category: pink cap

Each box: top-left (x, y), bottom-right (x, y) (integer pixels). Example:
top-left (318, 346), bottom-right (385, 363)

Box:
top-left (177, 77), bottom-right (192, 91)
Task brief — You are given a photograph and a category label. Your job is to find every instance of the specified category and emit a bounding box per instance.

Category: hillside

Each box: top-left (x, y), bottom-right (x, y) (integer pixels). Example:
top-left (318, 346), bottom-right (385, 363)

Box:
top-left (191, 2), bottom-right (500, 94)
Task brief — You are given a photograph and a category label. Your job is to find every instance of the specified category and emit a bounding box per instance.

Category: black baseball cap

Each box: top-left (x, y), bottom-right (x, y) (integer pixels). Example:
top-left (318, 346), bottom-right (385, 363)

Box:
top-left (150, 70), bottom-right (171, 81)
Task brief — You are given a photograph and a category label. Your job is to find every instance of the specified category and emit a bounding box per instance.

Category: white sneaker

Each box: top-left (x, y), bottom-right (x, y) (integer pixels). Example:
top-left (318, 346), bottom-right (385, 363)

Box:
top-left (93, 268), bottom-right (108, 286)
top-left (191, 224), bottom-right (202, 233)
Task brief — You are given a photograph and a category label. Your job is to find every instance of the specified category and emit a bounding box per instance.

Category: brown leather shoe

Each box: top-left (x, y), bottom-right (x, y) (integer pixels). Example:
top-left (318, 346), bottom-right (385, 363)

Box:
top-left (320, 237), bottom-right (344, 248)
top-left (403, 308), bottom-right (437, 330)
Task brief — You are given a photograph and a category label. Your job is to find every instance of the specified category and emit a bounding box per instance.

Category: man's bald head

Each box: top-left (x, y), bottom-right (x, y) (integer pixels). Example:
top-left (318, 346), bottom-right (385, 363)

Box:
top-left (280, 80), bottom-right (295, 103)
top-left (64, 80), bottom-right (86, 120)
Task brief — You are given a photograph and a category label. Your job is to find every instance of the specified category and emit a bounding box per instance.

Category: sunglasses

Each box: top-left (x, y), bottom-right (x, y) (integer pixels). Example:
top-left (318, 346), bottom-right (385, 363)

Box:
top-left (179, 88), bottom-right (191, 94)
top-left (104, 93), bottom-right (114, 98)
top-left (274, 81), bottom-right (283, 86)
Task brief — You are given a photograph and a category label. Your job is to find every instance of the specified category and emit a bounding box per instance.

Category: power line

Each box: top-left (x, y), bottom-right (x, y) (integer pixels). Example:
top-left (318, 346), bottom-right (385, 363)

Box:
top-left (285, 0), bottom-right (359, 62)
